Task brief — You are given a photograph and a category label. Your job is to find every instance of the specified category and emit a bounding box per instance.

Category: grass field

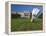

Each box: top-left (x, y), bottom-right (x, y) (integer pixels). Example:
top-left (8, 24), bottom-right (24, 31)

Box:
top-left (11, 18), bottom-right (42, 32)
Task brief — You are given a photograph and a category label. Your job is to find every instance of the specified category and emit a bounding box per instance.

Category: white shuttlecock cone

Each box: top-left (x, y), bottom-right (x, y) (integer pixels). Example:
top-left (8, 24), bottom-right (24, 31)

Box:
top-left (31, 8), bottom-right (40, 22)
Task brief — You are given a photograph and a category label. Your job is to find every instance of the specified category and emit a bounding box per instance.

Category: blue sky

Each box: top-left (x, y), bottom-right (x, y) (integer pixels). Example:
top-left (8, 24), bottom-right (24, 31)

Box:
top-left (11, 4), bottom-right (43, 12)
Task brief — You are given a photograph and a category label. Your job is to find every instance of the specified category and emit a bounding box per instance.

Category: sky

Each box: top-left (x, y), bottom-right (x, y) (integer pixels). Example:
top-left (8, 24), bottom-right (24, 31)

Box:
top-left (11, 4), bottom-right (43, 12)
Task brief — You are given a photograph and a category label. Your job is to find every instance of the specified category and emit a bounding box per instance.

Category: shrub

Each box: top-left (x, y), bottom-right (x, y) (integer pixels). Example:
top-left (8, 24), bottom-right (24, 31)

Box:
top-left (11, 13), bottom-right (21, 18)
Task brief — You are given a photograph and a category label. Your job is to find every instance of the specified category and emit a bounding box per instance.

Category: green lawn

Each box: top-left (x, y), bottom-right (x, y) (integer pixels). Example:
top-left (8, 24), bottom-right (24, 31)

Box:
top-left (11, 18), bottom-right (42, 32)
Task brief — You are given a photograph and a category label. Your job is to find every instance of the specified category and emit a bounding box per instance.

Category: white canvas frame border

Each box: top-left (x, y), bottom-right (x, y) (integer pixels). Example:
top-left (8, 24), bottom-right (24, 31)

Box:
top-left (6, 1), bottom-right (46, 35)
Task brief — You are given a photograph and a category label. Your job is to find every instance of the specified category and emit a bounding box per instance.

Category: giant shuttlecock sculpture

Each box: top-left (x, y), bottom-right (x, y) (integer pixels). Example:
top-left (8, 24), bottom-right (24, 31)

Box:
top-left (31, 8), bottom-right (40, 22)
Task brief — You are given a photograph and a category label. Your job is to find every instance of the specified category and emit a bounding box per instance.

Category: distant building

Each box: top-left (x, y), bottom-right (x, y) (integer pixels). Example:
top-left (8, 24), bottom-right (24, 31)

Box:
top-left (11, 11), bottom-right (32, 18)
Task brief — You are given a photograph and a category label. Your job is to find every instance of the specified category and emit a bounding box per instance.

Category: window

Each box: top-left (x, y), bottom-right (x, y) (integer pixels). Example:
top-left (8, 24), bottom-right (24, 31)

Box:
top-left (24, 13), bottom-right (29, 16)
